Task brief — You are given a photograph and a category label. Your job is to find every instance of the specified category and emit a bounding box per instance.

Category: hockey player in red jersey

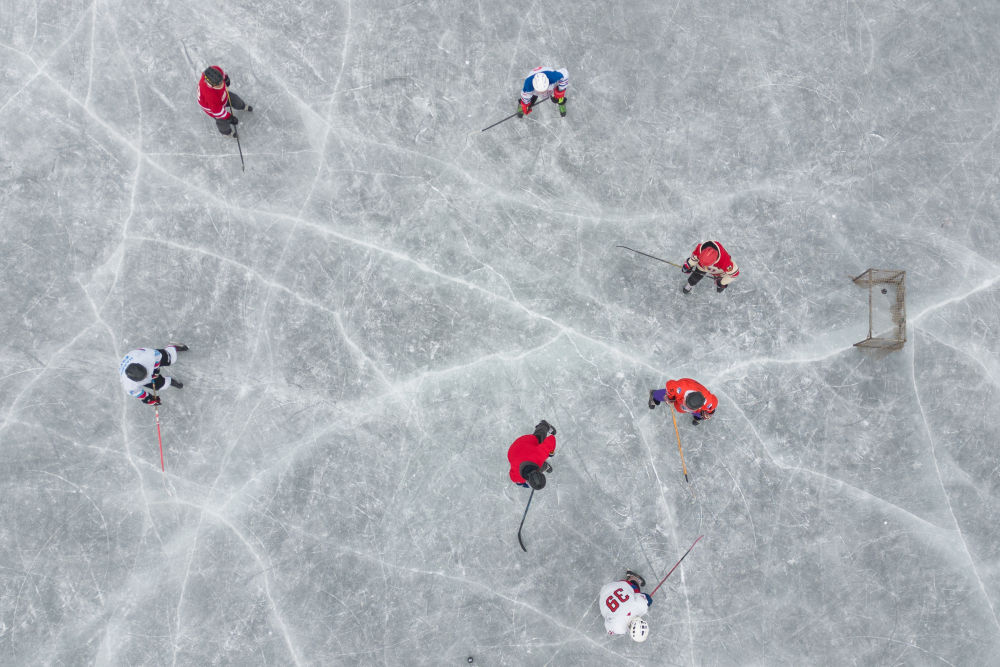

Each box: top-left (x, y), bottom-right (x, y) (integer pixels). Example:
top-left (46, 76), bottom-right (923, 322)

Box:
top-left (681, 240), bottom-right (739, 294)
top-left (649, 378), bottom-right (718, 425)
top-left (198, 66), bottom-right (252, 136)
top-left (507, 420), bottom-right (557, 489)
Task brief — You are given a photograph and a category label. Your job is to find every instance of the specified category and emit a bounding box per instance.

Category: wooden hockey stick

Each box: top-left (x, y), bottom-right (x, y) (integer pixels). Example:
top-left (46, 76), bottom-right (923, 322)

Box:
top-left (671, 409), bottom-right (689, 483)
top-left (616, 245), bottom-right (684, 269)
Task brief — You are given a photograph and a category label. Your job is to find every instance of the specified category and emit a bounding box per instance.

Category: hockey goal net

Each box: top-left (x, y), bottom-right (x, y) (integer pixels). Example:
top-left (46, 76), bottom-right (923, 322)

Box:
top-left (853, 269), bottom-right (906, 350)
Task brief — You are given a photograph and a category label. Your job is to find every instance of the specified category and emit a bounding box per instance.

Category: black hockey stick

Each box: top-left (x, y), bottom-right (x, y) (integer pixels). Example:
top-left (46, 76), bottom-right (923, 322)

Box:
top-left (616, 245), bottom-right (684, 269)
top-left (233, 128), bottom-right (245, 172)
top-left (650, 535), bottom-right (703, 596)
top-left (226, 97), bottom-right (245, 172)
top-left (517, 488), bottom-right (535, 552)
top-left (481, 99), bottom-right (538, 132)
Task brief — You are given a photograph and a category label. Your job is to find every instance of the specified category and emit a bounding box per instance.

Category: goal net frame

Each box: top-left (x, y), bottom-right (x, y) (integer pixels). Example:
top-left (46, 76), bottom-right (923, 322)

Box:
top-left (852, 269), bottom-right (907, 350)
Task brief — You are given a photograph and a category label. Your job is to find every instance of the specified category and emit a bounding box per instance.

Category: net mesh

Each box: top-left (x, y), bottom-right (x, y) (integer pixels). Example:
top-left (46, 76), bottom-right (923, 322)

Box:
top-left (852, 269), bottom-right (906, 350)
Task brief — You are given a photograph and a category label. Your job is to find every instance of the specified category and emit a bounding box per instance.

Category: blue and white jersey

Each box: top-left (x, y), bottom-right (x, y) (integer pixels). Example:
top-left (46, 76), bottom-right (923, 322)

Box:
top-left (520, 66), bottom-right (569, 105)
top-left (119, 348), bottom-right (162, 400)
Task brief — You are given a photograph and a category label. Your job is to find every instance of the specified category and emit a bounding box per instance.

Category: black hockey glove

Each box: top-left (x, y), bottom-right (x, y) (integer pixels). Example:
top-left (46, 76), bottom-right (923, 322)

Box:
top-left (682, 261), bottom-right (694, 274)
top-left (229, 115), bottom-right (239, 125)
top-left (542, 461), bottom-right (553, 473)
top-left (715, 280), bottom-right (727, 293)
top-left (224, 74), bottom-right (231, 86)
top-left (144, 396), bottom-right (161, 406)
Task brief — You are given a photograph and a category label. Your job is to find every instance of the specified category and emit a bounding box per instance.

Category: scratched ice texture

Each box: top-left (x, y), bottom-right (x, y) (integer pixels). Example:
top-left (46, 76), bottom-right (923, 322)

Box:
top-left (1, 0), bottom-right (999, 665)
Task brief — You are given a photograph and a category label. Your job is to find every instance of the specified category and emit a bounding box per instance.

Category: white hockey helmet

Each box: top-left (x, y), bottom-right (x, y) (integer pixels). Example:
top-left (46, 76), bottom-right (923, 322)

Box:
top-left (629, 617), bottom-right (649, 643)
top-left (532, 72), bottom-right (549, 92)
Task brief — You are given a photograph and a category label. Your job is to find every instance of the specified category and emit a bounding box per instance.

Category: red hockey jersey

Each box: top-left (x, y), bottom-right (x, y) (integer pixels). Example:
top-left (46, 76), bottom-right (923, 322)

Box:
top-left (507, 433), bottom-right (556, 483)
top-left (198, 67), bottom-right (231, 120)
top-left (665, 378), bottom-right (717, 415)
top-left (690, 241), bottom-right (739, 279)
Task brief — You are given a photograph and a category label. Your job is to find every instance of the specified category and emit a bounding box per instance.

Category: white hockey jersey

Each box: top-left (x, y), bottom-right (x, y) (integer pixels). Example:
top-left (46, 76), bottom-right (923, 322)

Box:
top-left (598, 580), bottom-right (650, 636)
top-left (119, 348), bottom-right (163, 399)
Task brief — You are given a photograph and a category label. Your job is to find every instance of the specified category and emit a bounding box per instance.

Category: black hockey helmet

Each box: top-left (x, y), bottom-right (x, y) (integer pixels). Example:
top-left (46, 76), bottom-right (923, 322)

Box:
top-left (519, 461), bottom-right (546, 489)
top-left (684, 391), bottom-right (705, 410)
top-left (125, 363), bottom-right (147, 382)
top-left (203, 66), bottom-right (224, 86)
top-left (526, 469), bottom-right (547, 490)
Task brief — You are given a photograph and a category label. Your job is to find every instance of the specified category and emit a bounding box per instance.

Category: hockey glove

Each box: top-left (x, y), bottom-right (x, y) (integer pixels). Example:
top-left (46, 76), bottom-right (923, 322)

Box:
top-left (518, 100), bottom-right (532, 117)
top-left (682, 261), bottom-right (694, 274)
top-left (144, 396), bottom-right (162, 406)
top-left (229, 115), bottom-right (239, 125)
top-left (542, 461), bottom-right (553, 473)
top-left (224, 74), bottom-right (231, 86)
top-left (552, 88), bottom-right (566, 103)
top-left (716, 281), bottom-right (728, 293)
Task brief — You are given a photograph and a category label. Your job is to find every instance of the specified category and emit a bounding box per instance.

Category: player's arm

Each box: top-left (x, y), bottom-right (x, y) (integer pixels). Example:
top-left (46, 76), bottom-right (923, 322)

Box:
top-left (555, 69), bottom-right (569, 92)
top-left (700, 395), bottom-right (717, 418)
top-left (682, 247), bottom-right (701, 273)
top-left (718, 262), bottom-right (739, 287)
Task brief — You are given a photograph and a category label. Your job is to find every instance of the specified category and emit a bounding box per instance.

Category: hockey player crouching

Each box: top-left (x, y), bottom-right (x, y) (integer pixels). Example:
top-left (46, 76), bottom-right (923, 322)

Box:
top-left (598, 571), bottom-right (652, 642)
top-left (517, 66), bottom-right (569, 118)
top-left (507, 420), bottom-right (557, 490)
top-left (119, 344), bottom-right (188, 406)
top-left (681, 240), bottom-right (739, 294)
top-left (649, 378), bottom-right (718, 426)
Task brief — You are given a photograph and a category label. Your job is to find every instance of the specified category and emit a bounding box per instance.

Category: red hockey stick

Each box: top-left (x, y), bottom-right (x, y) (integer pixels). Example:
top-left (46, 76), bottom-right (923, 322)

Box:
top-left (651, 535), bottom-right (704, 596)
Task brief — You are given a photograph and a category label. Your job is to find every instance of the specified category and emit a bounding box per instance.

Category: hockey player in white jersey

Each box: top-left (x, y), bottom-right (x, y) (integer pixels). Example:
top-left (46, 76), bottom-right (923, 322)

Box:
top-left (119, 344), bottom-right (188, 405)
top-left (517, 66), bottom-right (569, 118)
top-left (598, 571), bottom-right (652, 642)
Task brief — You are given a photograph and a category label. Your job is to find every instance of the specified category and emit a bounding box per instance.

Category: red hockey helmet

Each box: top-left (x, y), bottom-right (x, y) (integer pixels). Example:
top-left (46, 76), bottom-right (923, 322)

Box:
top-left (698, 243), bottom-right (719, 267)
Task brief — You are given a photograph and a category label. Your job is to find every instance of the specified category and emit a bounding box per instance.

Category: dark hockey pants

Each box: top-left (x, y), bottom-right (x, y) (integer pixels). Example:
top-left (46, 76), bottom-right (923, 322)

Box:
top-left (215, 92), bottom-right (247, 135)
top-left (686, 269), bottom-right (708, 287)
top-left (142, 348), bottom-right (174, 390)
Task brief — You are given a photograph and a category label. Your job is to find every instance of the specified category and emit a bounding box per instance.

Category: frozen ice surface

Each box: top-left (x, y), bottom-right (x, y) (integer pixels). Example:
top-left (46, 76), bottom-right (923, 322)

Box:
top-left (2, 0), bottom-right (999, 665)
